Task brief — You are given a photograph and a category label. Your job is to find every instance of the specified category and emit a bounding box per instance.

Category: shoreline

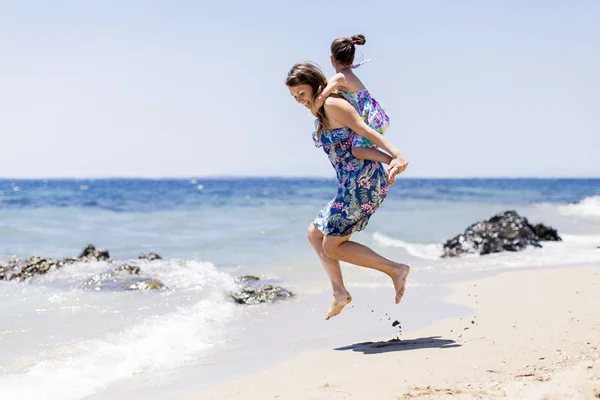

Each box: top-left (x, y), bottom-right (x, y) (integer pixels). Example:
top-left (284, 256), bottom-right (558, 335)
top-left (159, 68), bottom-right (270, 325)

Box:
top-left (180, 265), bottom-right (600, 400)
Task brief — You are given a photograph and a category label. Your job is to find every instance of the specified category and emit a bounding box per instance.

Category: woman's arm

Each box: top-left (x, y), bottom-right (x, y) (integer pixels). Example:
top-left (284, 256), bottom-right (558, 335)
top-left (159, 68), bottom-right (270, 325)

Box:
top-left (324, 97), bottom-right (409, 173)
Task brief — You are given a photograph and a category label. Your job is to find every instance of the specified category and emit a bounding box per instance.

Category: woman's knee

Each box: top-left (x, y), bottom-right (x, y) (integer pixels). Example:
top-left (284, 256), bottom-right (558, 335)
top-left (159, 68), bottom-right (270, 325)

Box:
top-left (322, 238), bottom-right (341, 259)
top-left (307, 223), bottom-right (323, 244)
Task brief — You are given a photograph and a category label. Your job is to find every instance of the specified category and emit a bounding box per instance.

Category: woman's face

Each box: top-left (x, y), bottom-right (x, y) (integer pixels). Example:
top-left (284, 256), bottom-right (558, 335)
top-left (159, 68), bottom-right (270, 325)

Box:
top-left (288, 84), bottom-right (313, 109)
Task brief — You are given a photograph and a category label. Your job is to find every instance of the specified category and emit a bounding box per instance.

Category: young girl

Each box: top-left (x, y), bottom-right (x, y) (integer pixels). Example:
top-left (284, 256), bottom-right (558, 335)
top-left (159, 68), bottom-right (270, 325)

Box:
top-left (312, 34), bottom-right (398, 181)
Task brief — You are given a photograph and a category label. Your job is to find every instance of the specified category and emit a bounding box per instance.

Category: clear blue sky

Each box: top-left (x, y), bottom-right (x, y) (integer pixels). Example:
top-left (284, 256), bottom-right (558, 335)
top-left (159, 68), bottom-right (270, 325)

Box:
top-left (1, 0), bottom-right (599, 178)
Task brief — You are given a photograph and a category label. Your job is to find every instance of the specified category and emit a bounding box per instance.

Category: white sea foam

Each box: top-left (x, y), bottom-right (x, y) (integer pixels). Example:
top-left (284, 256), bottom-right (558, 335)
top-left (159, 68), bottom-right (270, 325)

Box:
top-left (0, 260), bottom-right (238, 400)
top-left (557, 196), bottom-right (600, 218)
top-left (373, 230), bottom-right (600, 273)
top-left (372, 232), bottom-right (443, 260)
top-left (32, 259), bottom-right (236, 292)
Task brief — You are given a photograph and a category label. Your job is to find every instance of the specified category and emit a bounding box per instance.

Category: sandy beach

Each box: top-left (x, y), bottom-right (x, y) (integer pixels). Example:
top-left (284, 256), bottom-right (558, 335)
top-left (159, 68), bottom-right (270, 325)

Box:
top-left (183, 265), bottom-right (600, 400)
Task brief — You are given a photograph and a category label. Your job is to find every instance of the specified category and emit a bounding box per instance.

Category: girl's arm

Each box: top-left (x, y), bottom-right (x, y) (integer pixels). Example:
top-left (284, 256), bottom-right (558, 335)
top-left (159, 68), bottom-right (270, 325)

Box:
top-left (353, 148), bottom-right (400, 184)
top-left (324, 97), bottom-right (409, 174)
top-left (353, 147), bottom-right (392, 164)
top-left (312, 73), bottom-right (346, 112)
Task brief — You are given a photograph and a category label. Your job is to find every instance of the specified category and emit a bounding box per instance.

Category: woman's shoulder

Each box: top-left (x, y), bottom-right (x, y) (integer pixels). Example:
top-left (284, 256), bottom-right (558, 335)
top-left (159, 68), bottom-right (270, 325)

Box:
top-left (323, 95), bottom-right (355, 119)
top-left (323, 94), bottom-right (350, 108)
top-left (323, 96), bottom-right (351, 130)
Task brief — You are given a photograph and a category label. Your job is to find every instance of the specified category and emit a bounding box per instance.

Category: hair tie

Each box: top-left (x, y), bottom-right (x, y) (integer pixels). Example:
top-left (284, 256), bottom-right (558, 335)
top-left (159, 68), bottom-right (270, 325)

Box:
top-left (350, 57), bottom-right (372, 69)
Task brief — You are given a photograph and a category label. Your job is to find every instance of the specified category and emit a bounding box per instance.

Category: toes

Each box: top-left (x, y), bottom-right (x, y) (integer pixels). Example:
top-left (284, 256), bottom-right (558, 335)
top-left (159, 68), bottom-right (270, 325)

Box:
top-left (325, 296), bottom-right (352, 320)
top-left (395, 287), bottom-right (405, 304)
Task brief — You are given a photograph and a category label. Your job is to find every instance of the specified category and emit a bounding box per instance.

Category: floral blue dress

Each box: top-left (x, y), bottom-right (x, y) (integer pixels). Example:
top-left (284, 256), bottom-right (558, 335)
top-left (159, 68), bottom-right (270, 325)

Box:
top-left (312, 126), bottom-right (389, 237)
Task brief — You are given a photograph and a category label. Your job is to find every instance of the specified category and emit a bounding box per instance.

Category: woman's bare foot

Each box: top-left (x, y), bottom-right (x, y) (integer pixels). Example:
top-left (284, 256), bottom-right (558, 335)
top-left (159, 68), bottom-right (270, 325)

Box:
top-left (390, 264), bottom-right (410, 304)
top-left (325, 292), bottom-right (352, 320)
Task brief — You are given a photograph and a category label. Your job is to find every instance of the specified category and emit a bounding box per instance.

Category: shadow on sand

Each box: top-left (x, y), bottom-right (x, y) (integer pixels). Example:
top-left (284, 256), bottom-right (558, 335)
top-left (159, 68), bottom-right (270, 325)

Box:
top-left (334, 336), bottom-right (461, 355)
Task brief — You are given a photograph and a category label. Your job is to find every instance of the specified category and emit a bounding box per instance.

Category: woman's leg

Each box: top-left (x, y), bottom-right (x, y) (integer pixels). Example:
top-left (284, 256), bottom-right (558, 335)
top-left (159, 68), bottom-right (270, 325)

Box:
top-left (307, 223), bottom-right (352, 319)
top-left (322, 234), bottom-right (410, 304)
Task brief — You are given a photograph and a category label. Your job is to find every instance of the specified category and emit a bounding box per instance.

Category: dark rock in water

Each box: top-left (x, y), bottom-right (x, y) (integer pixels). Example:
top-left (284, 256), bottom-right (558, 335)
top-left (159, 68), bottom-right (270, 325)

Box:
top-left (82, 262), bottom-right (164, 291)
top-left (0, 255), bottom-right (69, 282)
top-left (124, 278), bottom-right (165, 291)
top-left (237, 275), bottom-right (260, 282)
top-left (138, 252), bottom-right (162, 261)
top-left (117, 263), bottom-right (141, 275)
top-left (442, 210), bottom-right (562, 257)
top-left (231, 285), bottom-right (294, 305)
top-left (1, 244), bottom-right (113, 282)
top-left (530, 223), bottom-right (561, 242)
top-left (0, 245), bottom-right (163, 293)
top-left (84, 272), bottom-right (165, 291)
top-left (230, 276), bottom-right (293, 305)
top-left (78, 244), bottom-right (110, 261)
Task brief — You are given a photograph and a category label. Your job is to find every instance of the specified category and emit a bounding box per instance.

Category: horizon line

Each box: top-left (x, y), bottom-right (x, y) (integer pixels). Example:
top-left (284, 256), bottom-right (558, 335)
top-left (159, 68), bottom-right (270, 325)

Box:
top-left (1, 175), bottom-right (600, 180)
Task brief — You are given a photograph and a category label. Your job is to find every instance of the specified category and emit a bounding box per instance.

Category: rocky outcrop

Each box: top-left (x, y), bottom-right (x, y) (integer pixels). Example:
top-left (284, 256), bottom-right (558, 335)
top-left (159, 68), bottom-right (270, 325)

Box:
top-left (77, 244), bottom-right (111, 262)
top-left (1, 246), bottom-right (294, 304)
top-left (82, 263), bottom-right (165, 291)
top-left (138, 252), bottom-right (162, 261)
top-left (0, 243), bottom-right (114, 282)
top-left (442, 210), bottom-right (561, 257)
top-left (0, 255), bottom-right (65, 281)
top-left (0, 245), bottom-right (165, 291)
top-left (230, 275), bottom-right (294, 305)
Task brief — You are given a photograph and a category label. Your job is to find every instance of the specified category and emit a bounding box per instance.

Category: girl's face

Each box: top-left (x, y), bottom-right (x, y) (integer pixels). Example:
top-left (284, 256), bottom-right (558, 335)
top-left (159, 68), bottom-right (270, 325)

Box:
top-left (288, 84), bottom-right (313, 109)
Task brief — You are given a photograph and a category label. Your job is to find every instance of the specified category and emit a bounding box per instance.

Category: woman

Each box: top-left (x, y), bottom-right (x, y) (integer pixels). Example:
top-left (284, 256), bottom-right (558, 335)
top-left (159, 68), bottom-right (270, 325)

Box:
top-left (286, 62), bottom-right (410, 320)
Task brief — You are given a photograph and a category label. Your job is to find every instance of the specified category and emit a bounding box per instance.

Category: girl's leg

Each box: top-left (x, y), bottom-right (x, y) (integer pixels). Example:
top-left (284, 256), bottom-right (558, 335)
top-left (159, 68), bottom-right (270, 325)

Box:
top-left (307, 223), bottom-right (352, 319)
top-left (351, 147), bottom-right (390, 164)
top-left (322, 235), bottom-right (410, 304)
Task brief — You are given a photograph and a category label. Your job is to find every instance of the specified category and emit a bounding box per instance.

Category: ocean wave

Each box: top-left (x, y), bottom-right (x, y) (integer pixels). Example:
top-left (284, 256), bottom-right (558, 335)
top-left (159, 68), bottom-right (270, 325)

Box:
top-left (559, 233), bottom-right (600, 245)
top-left (372, 232), bottom-right (443, 260)
top-left (31, 259), bottom-right (237, 292)
top-left (372, 230), bottom-right (600, 273)
top-left (0, 260), bottom-right (239, 400)
top-left (557, 196), bottom-right (600, 218)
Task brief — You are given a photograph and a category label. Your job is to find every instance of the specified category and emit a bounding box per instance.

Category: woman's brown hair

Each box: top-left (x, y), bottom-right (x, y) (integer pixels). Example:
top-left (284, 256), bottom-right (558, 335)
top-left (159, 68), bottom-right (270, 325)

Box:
top-left (285, 62), bottom-right (330, 138)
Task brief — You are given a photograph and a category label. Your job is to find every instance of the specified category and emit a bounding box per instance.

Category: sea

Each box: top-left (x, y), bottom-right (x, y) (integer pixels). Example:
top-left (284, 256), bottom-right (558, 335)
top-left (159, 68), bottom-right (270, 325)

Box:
top-left (1, 178), bottom-right (599, 400)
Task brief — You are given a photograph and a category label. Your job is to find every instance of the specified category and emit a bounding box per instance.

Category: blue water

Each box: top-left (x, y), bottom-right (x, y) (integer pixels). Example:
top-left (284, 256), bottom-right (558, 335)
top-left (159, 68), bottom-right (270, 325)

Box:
top-left (1, 178), bottom-right (600, 400)
top-left (2, 178), bottom-right (599, 265)
top-left (2, 178), bottom-right (598, 212)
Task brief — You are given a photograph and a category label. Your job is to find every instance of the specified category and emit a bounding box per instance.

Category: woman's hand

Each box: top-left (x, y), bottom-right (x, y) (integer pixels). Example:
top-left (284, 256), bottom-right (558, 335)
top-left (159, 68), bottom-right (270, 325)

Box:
top-left (322, 97), bottom-right (409, 184)
top-left (386, 155), bottom-right (409, 184)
